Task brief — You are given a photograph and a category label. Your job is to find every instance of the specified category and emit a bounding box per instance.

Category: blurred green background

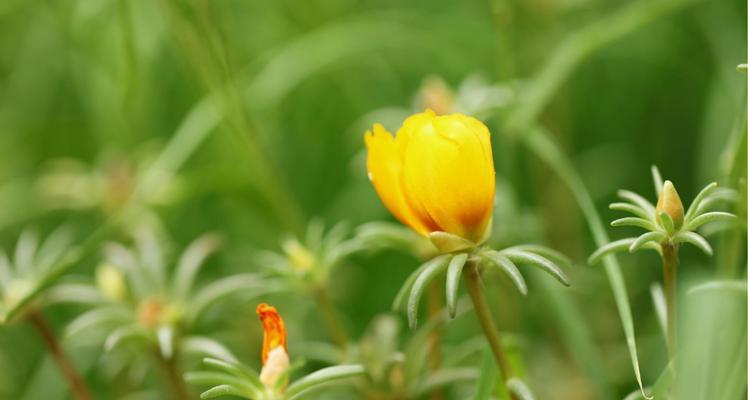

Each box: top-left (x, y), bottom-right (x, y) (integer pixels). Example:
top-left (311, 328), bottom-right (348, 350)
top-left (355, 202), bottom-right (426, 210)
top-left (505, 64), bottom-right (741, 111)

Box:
top-left (0, 0), bottom-right (745, 399)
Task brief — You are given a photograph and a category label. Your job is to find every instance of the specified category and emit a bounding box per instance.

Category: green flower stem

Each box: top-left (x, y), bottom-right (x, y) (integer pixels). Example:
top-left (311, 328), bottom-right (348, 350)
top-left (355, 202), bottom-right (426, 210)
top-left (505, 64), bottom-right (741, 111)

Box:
top-left (29, 311), bottom-right (92, 400)
top-left (312, 286), bottom-right (349, 351)
top-left (426, 281), bottom-right (443, 400)
top-left (661, 243), bottom-right (678, 361)
top-left (463, 261), bottom-right (516, 400)
top-left (154, 349), bottom-right (192, 400)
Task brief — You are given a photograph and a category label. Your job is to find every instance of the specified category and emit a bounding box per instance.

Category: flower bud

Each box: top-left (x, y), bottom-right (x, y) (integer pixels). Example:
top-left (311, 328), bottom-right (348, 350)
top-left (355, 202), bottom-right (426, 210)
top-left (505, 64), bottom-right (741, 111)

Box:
top-left (656, 180), bottom-right (684, 229)
top-left (96, 263), bottom-right (126, 301)
top-left (257, 303), bottom-right (289, 389)
top-left (281, 239), bottom-right (314, 272)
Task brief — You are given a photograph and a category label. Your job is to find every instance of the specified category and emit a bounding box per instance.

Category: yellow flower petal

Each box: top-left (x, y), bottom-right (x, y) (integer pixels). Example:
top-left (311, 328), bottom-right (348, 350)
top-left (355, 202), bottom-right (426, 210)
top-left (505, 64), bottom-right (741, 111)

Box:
top-left (401, 113), bottom-right (495, 242)
top-left (364, 124), bottom-right (438, 235)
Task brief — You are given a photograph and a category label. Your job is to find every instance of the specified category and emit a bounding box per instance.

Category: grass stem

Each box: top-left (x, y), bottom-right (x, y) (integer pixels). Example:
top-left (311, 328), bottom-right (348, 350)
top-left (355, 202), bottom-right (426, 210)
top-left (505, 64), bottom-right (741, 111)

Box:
top-left (312, 286), bottom-right (349, 351)
top-left (29, 311), bottom-right (92, 400)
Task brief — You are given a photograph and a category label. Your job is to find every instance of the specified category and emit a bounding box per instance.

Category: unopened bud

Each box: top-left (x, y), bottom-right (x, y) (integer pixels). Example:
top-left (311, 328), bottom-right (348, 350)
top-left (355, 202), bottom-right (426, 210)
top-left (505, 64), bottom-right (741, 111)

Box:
top-left (281, 239), bottom-right (314, 272)
top-left (96, 263), bottom-right (126, 301)
top-left (259, 346), bottom-right (290, 388)
top-left (656, 180), bottom-right (684, 229)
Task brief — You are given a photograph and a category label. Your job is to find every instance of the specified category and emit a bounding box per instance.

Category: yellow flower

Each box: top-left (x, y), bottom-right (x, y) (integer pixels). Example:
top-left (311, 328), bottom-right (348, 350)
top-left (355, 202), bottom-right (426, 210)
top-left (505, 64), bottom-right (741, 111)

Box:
top-left (364, 110), bottom-right (495, 245)
top-left (257, 303), bottom-right (289, 388)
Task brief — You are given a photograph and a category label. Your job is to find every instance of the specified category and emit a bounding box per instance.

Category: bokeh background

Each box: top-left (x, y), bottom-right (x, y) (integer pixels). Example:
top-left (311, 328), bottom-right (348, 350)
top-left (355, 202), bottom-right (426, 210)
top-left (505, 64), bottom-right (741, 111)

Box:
top-left (0, 0), bottom-right (745, 399)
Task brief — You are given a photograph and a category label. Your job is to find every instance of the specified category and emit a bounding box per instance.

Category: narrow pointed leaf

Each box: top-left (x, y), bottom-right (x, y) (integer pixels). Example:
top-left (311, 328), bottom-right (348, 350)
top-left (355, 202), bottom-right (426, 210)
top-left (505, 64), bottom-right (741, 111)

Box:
top-left (408, 255), bottom-right (451, 329)
top-left (285, 365), bottom-right (366, 400)
top-left (445, 253), bottom-right (468, 318)
top-left (686, 211), bottom-right (737, 231)
top-left (183, 336), bottom-right (239, 363)
top-left (589, 238), bottom-right (636, 265)
top-left (392, 255), bottom-right (450, 312)
top-left (674, 231), bottom-right (712, 255)
top-left (688, 280), bottom-right (747, 295)
top-left (174, 233), bottom-right (222, 300)
top-left (185, 372), bottom-right (258, 396)
top-left (684, 182), bottom-right (717, 221)
top-left (203, 357), bottom-right (261, 384)
top-left (502, 249), bottom-right (569, 286)
top-left (105, 325), bottom-right (147, 352)
top-left (650, 284), bottom-right (667, 339)
top-left (507, 377), bottom-right (536, 400)
top-left (651, 165), bottom-right (663, 196)
top-left (658, 212), bottom-right (674, 235)
top-left (472, 347), bottom-right (498, 400)
top-left (504, 244), bottom-right (572, 268)
top-left (482, 250), bottom-right (528, 295)
top-left (199, 384), bottom-right (246, 399)
top-left (629, 232), bottom-right (664, 252)
top-left (610, 202), bottom-right (652, 220)
top-left (157, 326), bottom-right (174, 359)
top-left (612, 217), bottom-right (658, 231)
top-left (617, 190), bottom-right (656, 217)
top-left (429, 231), bottom-right (476, 253)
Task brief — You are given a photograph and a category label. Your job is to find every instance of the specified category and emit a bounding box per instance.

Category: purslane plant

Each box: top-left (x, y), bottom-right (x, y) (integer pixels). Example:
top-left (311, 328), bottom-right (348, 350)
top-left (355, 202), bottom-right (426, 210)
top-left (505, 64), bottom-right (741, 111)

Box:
top-left (186, 303), bottom-right (365, 400)
top-left (62, 227), bottom-right (282, 399)
top-left (0, 227), bottom-right (92, 400)
top-left (589, 166), bottom-right (737, 361)
top-left (256, 221), bottom-right (373, 351)
top-left (363, 110), bottom-right (569, 398)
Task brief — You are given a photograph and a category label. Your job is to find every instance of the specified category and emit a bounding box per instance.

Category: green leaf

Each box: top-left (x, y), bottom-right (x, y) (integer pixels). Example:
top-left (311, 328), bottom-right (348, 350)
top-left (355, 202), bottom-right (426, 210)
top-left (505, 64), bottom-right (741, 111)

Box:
top-left (44, 283), bottom-right (104, 306)
top-left (429, 231), bottom-right (476, 253)
top-left (445, 253), bottom-right (468, 318)
top-left (173, 233), bottom-right (222, 300)
top-left (612, 217), bottom-right (658, 231)
top-left (649, 284), bottom-right (667, 339)
top-left (617, 190), bottom-right (656, 217)
top-left (199, 384), bottom-right (248, 399)
top-left (684, 182), bottom-right (717, 222)
top-left (685, 211), bottom-right (737, 231)
top-left (610, 202), bottom-right (652, 220)
top-left (651, 165), bottom-right (663, 196)
top-left (185, 372), bottom-right (258, 397)
top-left (481, 250), bottom-right (528, 295)
top-left (157, 325), bottom-right (174, 359)
top-left (413, 368), bottom-right (479, 396)
top-left (407, 255), bottom-right (451, 329)
top-left (285, 364), bottom-right (366, 400)
top-left (507, 377), bottom-right (536, 400)
top-left (273, 359), bottom-right (306, 392)
top-left (203, 358), bottom-right (261, 388)
top-left (687, 280), bottom-right (747, 296)
top-left (104, 324), bottom-right (147, 352)
top-left (673, 231), bottom-right (713, 255)
top-left (183, 336), bottom-right (239, 363)
top-left (629, 231), bottom-right (665, 252)
top-left (392, 254), bottom-right (450, 312)
top-left (472, 347), bottom-right (498, 400)
top-left (524, 127), bottom-right (658, 399)
top-left (188, 274), bottom-right (284, 325)
top-left (658, 212), bottom-right (675, 235)
top-left (501, 249), bottom-right (569, 286)
top-left (738, 63), bottom-right (748, 72)
top-left (503, 245), bottom-right (572, 268)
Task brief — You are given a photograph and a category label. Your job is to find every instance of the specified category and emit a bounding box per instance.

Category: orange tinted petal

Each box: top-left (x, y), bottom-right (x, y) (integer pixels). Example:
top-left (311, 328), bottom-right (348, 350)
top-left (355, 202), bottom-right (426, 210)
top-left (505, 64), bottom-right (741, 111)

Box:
top-left (365, 123), bottom-right (438, 235)
top-left (256, 303), bottom-right (287, 365)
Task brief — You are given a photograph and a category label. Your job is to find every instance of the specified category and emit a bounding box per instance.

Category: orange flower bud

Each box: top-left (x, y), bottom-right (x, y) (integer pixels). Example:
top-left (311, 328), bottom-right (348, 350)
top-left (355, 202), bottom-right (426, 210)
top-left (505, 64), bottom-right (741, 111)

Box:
top-left (256, 303), bottom-right (287, 365)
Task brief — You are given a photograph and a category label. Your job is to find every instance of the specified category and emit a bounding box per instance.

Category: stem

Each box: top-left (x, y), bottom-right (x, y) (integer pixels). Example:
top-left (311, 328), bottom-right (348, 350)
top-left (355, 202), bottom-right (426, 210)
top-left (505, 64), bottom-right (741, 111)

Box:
top-left (154, 349), bottom-right (191, 400)
top-left (661, 242), bottom-right (678, 362)
top-left (426, 281), bottom-right (443, 400)
top-left (28, 311), bottom-right (92, 400)
top-left (312, 286), bottom-right (349, 351)
top-left (463, 261), bottom-right (517, 400)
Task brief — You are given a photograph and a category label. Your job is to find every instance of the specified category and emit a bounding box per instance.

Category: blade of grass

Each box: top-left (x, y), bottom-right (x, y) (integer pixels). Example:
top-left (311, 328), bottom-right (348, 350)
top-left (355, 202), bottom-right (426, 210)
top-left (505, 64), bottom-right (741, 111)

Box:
top-left (522, 126), bottom-right (651, 398)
